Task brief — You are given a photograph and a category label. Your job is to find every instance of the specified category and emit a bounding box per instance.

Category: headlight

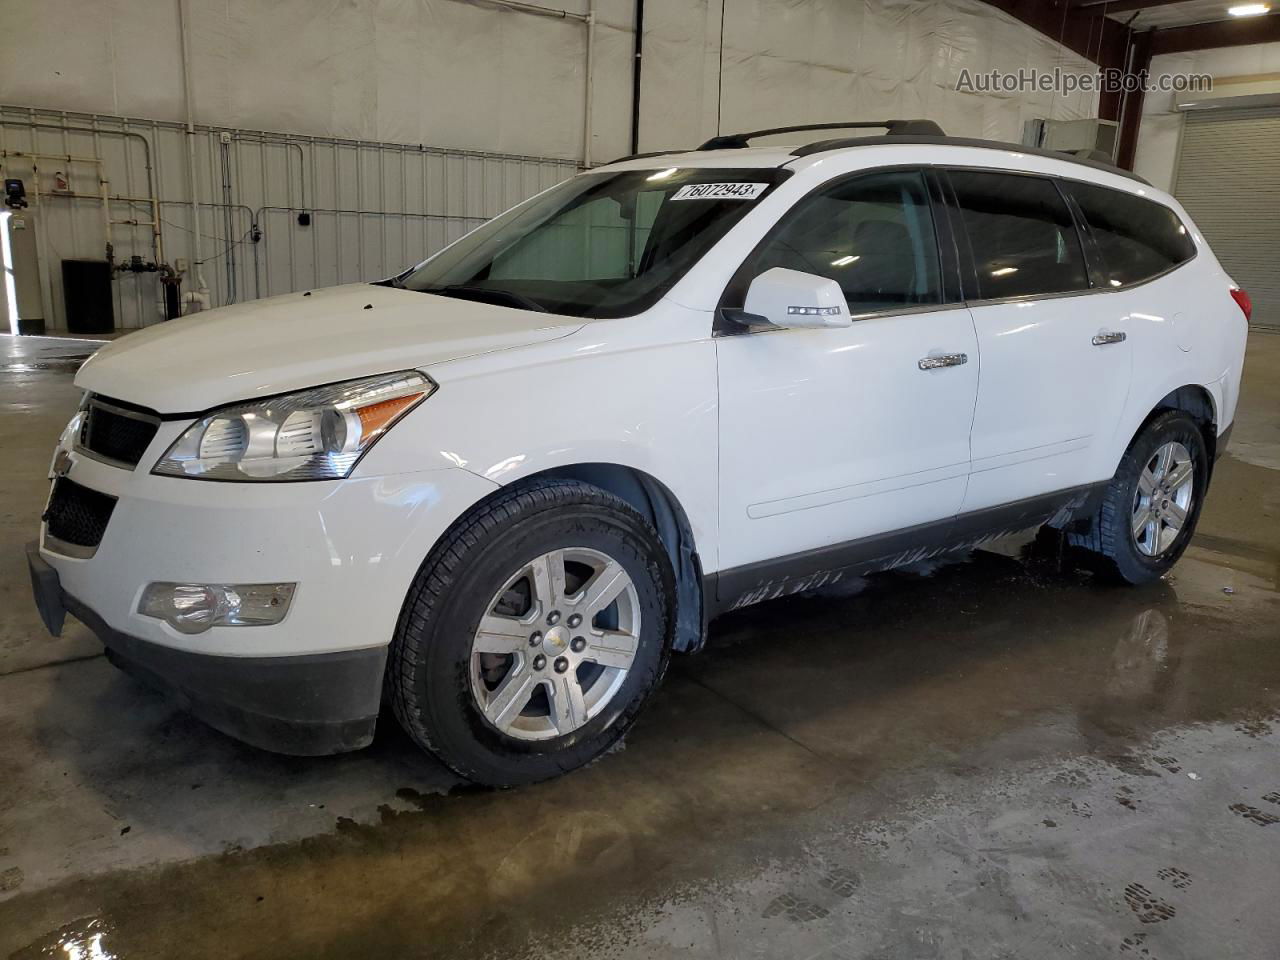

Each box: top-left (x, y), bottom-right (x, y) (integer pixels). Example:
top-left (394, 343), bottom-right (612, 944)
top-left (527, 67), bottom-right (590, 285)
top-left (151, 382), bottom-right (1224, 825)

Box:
top-left (152, 371), bottom-right (434, 481)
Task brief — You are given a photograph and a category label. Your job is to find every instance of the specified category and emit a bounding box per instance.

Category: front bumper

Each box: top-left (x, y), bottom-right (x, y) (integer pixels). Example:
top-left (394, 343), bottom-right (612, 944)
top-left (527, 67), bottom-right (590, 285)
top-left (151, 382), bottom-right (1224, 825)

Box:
top-left (36, 449), bottom-right (497, 659)
top-left (28, 542), bottom-right (385, 755)
top-left (29, 442), bottom-right (499, 755)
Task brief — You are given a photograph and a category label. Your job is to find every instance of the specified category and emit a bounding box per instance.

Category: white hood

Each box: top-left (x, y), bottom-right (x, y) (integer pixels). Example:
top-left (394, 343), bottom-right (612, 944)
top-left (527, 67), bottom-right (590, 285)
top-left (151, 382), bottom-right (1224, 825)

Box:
top-left (75, 284), bottom-right (583, 412)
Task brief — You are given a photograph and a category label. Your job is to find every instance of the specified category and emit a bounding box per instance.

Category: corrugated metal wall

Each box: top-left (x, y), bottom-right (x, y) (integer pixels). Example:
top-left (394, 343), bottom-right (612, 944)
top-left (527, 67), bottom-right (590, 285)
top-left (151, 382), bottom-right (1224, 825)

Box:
top-left (0, 104), bottom-right (580, 331)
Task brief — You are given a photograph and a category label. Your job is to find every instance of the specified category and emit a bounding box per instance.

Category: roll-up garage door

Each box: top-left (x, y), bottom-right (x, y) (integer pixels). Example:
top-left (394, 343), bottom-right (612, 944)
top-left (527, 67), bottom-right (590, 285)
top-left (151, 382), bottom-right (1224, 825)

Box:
top-left (1174, 107), bottom-right (1280, 329)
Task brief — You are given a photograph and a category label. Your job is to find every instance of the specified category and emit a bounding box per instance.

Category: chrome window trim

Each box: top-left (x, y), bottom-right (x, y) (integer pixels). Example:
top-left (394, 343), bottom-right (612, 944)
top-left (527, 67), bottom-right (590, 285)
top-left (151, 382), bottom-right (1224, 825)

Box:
top-left (962, 255), bottom-right (1194, 310)
top-left (717, 257), bottom-right (1193, 335)
top-left (713, 301), bottom-right (972, 337)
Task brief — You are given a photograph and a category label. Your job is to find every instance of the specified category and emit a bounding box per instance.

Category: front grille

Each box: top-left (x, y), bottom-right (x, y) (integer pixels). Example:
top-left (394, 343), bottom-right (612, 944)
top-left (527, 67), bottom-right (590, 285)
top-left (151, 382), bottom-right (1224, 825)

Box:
top-left (79, 397), bottom-right (160, 467)
top-left (43, 477), bottom-right (117, 550)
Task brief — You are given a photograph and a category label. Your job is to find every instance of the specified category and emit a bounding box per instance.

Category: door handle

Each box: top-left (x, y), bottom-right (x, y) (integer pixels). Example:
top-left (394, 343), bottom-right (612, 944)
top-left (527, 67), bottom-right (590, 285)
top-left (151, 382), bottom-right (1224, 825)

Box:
top-left (1092, 331), bottom-right (1127, 346)
top-left (918, 353), bottom-right (968, 370)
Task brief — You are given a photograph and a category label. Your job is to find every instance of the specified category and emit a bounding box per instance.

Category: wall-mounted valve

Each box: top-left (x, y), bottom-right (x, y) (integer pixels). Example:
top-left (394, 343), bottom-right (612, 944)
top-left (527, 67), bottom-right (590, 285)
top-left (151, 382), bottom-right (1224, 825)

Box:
top-left (4, 178), bottom-right (27, 209)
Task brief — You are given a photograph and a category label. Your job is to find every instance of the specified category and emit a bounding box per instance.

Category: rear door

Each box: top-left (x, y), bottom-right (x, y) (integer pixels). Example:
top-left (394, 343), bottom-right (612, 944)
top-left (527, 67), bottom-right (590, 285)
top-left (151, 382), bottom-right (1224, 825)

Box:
top-left (946, 169), bottom-right (1132, 513)
top-left (715, 168), bottom-right (979, 588)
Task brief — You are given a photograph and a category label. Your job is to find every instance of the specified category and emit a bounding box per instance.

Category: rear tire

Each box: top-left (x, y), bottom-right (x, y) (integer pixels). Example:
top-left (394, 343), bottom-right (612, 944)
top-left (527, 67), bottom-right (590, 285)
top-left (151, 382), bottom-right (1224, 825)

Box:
top-left (387, 478), bottom-right (674, 787)
top-left (1060, 410), bottom-right (1209, 585)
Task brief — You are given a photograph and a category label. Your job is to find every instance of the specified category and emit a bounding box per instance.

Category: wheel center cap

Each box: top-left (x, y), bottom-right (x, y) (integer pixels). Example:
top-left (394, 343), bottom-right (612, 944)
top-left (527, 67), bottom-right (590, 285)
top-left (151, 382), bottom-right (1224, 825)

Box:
top-left (544, 625), bottom-right (570, 655)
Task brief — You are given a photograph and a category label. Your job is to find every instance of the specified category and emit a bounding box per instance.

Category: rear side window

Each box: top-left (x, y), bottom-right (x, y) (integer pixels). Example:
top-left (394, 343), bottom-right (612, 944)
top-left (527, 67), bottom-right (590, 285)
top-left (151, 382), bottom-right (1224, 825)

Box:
top-left (1065, 182), bottom-right (1195, 286)
top-left (949, 171), bottom-right (1088, 300)
top-left (738, 169), bottom-right (942, 314)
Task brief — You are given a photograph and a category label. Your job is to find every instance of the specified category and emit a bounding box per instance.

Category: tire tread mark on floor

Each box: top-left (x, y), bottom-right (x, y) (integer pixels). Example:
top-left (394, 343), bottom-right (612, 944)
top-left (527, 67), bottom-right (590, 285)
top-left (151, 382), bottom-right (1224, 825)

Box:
top-left (0, 652), bottom-right (104, 678)
top-left (677, 668), bottom-right (828, 761)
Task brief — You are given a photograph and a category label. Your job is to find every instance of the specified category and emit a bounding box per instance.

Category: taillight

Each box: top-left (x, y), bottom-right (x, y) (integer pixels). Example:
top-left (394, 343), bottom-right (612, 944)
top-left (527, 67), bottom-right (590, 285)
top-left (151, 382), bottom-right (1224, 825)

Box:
top-left (1230, 287), bottom-right (1252, 322)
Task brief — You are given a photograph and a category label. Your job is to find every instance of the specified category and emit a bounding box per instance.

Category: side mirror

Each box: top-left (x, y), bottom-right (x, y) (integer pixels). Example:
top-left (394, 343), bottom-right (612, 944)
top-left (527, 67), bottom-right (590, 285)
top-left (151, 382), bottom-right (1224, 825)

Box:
top-left (737, 267), bottom-right (850, 329)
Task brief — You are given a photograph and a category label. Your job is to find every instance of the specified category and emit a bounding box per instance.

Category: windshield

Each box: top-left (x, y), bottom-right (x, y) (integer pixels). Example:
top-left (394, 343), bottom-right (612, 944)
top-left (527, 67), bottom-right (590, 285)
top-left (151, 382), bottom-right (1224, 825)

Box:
top-left (396, 167), bottom-right (789, 318)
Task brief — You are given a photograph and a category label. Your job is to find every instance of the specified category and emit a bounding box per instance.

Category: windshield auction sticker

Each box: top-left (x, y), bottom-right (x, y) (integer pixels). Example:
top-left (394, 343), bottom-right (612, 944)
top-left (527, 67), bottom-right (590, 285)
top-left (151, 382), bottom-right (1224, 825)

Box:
top-left (670, 182), bottom-right (769, 200)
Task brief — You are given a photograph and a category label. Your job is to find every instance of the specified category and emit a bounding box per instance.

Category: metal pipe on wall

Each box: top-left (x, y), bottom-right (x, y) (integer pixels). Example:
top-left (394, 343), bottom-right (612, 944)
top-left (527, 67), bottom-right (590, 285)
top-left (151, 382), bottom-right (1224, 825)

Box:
top-left (452, 0), bottom-right (588, 23)
top-left (232, 135), bottom-right (307, 211)
top-left (630, 0), bottom-right (645, 155)
top-left (218, 136), bottom-right (237, 303)
top-left (2, 103), bottom-right (579, 330)
top-left (0, 119), bottom-right (160, 235)
top-left (178, 0), bottom-right (210, 311)
top-left (582, 0), bottom-right (596, 167)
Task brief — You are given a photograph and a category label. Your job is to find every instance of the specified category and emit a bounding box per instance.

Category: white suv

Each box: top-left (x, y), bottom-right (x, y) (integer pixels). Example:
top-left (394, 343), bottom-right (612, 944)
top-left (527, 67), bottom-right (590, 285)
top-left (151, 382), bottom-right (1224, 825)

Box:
top-left (28, 121), bottom-right (1250, 786)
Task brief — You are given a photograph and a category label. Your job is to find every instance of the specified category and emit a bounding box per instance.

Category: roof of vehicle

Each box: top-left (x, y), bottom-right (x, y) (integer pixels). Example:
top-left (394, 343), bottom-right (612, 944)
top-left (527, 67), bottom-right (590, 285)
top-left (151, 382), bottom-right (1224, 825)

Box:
top-left (596, 120), bottom-right (1151, 188)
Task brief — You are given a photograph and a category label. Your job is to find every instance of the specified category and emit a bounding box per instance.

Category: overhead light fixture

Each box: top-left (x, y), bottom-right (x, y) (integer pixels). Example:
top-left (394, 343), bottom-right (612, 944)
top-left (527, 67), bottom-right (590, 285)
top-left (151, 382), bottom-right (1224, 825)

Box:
top-left (831, 255), bottom-right (861, 267)
top-left (1228, 3), bottom-right (1270, 16)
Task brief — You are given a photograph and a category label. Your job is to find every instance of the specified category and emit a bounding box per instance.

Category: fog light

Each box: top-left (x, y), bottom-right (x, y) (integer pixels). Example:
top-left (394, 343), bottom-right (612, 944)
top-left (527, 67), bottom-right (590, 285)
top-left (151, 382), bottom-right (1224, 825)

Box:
top-left (138, 582), bottom-right (296, 634)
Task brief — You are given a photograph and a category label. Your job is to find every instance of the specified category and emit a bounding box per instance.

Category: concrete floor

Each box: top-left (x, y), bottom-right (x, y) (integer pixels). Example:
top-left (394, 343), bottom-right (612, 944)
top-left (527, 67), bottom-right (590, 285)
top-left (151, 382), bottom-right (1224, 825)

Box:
top-left (1, 331), bottom-right (1278, 960)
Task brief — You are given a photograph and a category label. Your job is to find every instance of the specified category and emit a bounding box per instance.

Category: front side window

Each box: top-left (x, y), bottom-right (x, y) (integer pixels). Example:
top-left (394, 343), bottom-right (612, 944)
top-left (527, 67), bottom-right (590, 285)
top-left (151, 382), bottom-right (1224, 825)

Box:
top-left (949, 171), bottom-right (1088, 300)
top-left (1065, 181), bottom-right (1195, 286)
top-left (734, 169), bottom-right (943, 314)
top-left (397, 168), bottom-right (787, 318)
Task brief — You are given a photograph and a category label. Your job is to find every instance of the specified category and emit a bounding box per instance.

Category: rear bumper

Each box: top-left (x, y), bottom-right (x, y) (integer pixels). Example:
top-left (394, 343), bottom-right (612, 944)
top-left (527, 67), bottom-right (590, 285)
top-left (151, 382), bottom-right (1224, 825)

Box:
top-left (27, 542), bottom-right (385, 756)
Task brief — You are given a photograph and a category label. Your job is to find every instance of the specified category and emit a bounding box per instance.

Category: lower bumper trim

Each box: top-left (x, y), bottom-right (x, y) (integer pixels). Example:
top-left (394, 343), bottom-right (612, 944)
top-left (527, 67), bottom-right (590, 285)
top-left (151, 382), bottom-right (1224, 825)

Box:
top-left (28, 542), bottom-right (386, 756)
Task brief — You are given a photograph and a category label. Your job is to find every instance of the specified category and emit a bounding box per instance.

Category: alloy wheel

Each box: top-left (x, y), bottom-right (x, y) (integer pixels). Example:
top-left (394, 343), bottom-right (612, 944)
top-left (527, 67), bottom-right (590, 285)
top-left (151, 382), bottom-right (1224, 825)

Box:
top-left (1131, 440), bottom-right (1195, 557)
top-left (469, 548), bottom-right (641, 741)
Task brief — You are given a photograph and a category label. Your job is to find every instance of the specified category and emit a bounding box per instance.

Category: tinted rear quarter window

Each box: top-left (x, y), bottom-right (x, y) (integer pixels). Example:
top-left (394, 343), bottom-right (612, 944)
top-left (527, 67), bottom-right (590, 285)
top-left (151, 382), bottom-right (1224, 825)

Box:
top-left (1065, 182), bottom-right (1196, 286)
top-left (949, 171), bottom-right (1089, 300)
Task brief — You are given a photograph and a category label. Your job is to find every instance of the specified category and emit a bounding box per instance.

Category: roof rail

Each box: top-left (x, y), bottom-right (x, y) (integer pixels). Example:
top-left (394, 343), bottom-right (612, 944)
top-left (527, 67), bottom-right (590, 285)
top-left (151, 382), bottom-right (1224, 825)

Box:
top-left (1062, 147), bottom-right (1117, 165)
top-left (698, 119), bottom-right (945, 151)
top-left (605, 148), bottom-right (680, 164)
top-left (789, 134), bottom-right (1150, 185)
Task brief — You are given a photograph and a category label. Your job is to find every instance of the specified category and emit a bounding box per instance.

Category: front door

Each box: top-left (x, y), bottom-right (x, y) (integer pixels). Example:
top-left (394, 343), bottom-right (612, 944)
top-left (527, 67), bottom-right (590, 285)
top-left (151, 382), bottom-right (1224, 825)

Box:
top-left (715, 169), bottom-right (979, 602)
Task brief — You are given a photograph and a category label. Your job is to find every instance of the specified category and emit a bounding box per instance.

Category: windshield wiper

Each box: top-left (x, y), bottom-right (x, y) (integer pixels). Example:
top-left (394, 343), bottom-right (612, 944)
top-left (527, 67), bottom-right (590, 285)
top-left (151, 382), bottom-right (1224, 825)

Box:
top-left (422, 284), bottom-right (548, 313)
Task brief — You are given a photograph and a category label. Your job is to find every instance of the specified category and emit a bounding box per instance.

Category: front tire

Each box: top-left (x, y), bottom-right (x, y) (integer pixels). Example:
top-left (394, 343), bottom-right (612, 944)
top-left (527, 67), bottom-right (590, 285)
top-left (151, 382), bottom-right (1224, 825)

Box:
top-left (1063, 410), bottom-right (1209, 584)
top-left (387, 478), bottom-right (674, 787)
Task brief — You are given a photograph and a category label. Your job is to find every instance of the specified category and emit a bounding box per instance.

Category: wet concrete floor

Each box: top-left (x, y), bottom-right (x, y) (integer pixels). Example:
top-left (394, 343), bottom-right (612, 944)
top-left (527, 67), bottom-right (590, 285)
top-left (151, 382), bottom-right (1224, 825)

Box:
top-left (1, 331), bottom-right (1278, 959)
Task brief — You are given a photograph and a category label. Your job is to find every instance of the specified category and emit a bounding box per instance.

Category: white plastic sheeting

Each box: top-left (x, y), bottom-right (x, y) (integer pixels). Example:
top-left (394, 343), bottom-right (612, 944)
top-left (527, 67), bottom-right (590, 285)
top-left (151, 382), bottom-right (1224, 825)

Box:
top-left (0, 0), bottom-right (1101, 330)
top-left (3, 0), bottom-right (1098, 164)
top-left (2, 0), bottom-right (604, 160)
top-left (642, 0), bottom-right (1098, 152)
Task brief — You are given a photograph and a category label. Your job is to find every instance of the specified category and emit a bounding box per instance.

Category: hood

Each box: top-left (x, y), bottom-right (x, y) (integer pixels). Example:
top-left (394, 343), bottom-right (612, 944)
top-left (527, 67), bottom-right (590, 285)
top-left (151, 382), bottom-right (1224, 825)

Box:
top-left (75, 284), bottom-right (584, 413)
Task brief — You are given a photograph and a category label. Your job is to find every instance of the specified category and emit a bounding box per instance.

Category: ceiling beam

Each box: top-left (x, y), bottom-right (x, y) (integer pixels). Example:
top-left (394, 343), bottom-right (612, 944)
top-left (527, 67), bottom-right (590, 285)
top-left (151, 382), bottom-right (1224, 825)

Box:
top-left (978, 1), bottom-right (1134, 117)
top-left (1117, 28), bottom-right (1155, 169)
top-left (1151, 12), bottom-right (1280, 53)
top-left (978, 0), bottom-right (1132, 66)
top-left (1072, 0), bottom-right (1193, 12)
